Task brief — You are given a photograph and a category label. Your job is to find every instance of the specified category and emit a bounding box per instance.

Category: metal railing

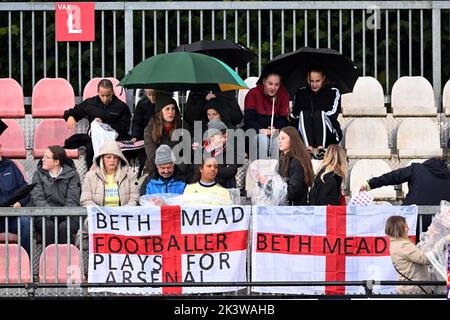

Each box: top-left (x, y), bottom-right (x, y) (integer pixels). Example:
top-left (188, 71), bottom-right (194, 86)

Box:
top-left (1, 2), bottom-right (450, 109)
top-left (0, 206), bottom-right (445, 298)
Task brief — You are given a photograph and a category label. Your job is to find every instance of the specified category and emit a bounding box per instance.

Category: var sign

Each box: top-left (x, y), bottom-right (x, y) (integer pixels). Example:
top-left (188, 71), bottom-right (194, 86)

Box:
top-left (56, 2), bottom-right (95, 41)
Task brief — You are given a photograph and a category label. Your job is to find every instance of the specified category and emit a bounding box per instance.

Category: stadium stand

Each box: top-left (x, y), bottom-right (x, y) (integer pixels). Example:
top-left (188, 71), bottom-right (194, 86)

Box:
top-left (31, 78), bottom-right (75, 118)
top-left (443, 79), bottom-right (450, 116)
top-left (33, 119), bottom-right (78, 159)
top-left (341, 77), bottom-right (387, 117)
top-left (0, 119), bottom-right (26, 159)
top-left (0, 244), bottom-right (31, 283)
top-left (82, 77), bottom-right (127, 103)
top-left (0, 78), bottom-right (25, 118)
top-left (39, 244), bottom-right (84, 283)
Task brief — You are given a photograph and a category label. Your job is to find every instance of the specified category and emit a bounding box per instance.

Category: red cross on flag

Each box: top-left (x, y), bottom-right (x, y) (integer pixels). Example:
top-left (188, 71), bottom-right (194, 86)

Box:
top-left (87, 205), bottom-right (250, 295)
top-left (252, 205), bottom-right (418, 295)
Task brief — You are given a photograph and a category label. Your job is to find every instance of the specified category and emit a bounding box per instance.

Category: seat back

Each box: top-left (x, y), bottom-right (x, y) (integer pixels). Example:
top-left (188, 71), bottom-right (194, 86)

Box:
top-left (39, 244), bottom-right (84, 283)
top-left (33, 119), bottom-right (78, 159)
top-left (443, 79), bottom-right (450, 116)
top-left (396, 118), bottom-right (441, 159)
top-left (83, 77), bottom-right (127, 103)
top-left (0, 119), bottom-right (26, 158)
top-left (391, 77), bottom-right (436, 116)
top-left (341, 77), bottom-right (386, 116)
top-left (0, 244), bottom-right (31, 283)
top-left (0, 78), bottom-right (25, 118)
top-left (345, 119), bottom-right (390, 158)
top-left (32, 78), bottom-right (75, 118)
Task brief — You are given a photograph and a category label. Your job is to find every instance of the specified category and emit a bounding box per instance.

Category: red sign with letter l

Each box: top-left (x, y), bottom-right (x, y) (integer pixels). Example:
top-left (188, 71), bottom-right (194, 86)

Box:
top-left (56, 2), bottom-right (95, 42)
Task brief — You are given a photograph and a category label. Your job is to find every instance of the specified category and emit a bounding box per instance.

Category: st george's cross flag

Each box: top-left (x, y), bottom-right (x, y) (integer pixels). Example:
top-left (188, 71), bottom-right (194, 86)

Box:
top-left (87, 205), bottom-right (250, 294)
top-left (252, 205), bottom-right (418, 295)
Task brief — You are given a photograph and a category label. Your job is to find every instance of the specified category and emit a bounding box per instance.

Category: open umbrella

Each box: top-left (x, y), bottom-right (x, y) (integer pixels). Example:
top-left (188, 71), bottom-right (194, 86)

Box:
top-left (119, 52), bottom-right (248, 92)
top-left (0, 119), bottom-right (7, 136)
top-left (260, 47), bottom-right (360, 96)
top-left (174, 39), bottom-right (256, 69)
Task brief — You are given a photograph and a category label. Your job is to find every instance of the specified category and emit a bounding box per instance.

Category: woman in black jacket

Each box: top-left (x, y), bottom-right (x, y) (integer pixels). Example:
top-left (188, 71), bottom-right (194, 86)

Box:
top-left (309, 144), bottom-right (347, 205)
top-left (278, 126), bottom-right (314, 205)
top-left (289, 66), bottom-right (342, 160)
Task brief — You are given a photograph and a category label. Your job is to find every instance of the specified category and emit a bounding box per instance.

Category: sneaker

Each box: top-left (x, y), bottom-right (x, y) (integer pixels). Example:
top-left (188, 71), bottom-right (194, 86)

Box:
top-left (315, 148), bottom-right (326, 160)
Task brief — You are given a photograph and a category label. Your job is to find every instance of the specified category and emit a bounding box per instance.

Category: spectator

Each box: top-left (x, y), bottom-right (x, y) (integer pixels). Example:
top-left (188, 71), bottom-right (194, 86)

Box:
top-left (130, 88), bottom-right (156, 177)
top-left (184, 90), bottom-right (242, 129)
top-left (182, 157), bottom-right (232, 206)
top-left (244, 72), bottom-right (289, 160)
top-left (290, 65), bottom-right (342, 160)
top-left (140, 144), bottom-right (187, 196)
top-left (360, 157), bottom-right (450, 241)
top-left (64, 79), bottom-right (131, 169)
top-left (309, 144), bottom-right (347, 205)
top-left (278, 127), bottom-right (314, 205)
top-left (143, 92), bottom-right (186, 177)
top-left (200, 119), bottom-right (241, 189)
top-left (385, 215), bottom-right (450, 294)
top-left (80, 141), bottom-right (139, 207)
top-left (31, 146), bottom-right (81, 244)
top-left (0, 143), bottom-right (31, 253)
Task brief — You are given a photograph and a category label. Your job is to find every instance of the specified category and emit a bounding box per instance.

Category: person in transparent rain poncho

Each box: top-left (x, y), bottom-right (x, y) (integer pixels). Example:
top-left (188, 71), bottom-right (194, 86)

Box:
top-left (385, 215), bottom-right (450, 295)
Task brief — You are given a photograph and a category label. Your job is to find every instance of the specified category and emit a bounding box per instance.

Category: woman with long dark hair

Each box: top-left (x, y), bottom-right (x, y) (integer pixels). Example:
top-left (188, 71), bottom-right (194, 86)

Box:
top-left (278, 126), bottom-right (314, 205)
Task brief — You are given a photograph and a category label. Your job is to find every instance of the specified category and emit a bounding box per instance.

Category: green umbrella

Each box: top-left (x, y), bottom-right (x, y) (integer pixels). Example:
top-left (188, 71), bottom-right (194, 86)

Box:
top-left (119, 52), bottom-right (248, 91)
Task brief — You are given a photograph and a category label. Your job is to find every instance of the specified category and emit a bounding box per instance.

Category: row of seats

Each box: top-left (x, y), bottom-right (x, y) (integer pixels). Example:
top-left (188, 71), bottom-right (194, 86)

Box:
top-left (0, 119), bottom-right (78, 159)
top-left (237, 76), bottom-right (450, 117)
top-left (0, 243), bottom-right (84, 284)
top-left (0, 77), bottom-right (126, 118)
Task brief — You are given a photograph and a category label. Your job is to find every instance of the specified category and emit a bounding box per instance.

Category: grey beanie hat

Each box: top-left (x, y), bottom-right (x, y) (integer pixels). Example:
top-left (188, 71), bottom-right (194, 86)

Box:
top-left (206, 119), bottom-right (227, 138)
top-left (154, 144), bottom-right (175, 165)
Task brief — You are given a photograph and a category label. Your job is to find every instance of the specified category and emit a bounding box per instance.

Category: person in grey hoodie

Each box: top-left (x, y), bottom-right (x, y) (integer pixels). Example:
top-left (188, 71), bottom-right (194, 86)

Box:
top-left (31, 145), bottom-right (81, 244)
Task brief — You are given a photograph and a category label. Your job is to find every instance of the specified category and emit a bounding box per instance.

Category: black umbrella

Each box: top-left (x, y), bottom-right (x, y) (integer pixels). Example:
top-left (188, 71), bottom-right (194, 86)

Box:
top-left (2, 183), bottom-right (36, 207)
top-left (260, 47), bottom-right (360, 96)
top-left (174, 39), bottom-right (256, 69)
top-left (0, 119), bottom-right (7, 136)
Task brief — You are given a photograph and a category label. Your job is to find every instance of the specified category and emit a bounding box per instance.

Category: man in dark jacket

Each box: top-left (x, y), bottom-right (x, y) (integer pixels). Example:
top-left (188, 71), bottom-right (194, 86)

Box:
top-left (360, 157), bottom-right (450, 241)
top-left (0, 143), bottom-right (31, 253)
top-left (64, 78), bottom-right (131, 169)
top-left (244, 72), bottom-right (289, 160)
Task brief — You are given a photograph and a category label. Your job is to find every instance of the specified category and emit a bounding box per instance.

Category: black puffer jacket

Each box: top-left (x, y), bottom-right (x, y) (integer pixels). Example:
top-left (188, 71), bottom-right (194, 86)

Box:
top-left (309, 170), bottom-right (342, 205)
top-left (368, 158), bottom-right (450, 205)
top-left (278, 157), bottom-right (309, 205)
top-left (290, 83), bottom-right (342, 137)
top-left (63, 95), bottom-right (131, 140)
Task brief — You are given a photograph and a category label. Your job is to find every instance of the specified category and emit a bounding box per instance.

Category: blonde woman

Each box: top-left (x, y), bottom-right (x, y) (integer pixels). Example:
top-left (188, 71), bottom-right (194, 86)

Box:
top-left (385, 215), bottom-right (450, 294)
top-left (308, 144), bottom-right (347, 205)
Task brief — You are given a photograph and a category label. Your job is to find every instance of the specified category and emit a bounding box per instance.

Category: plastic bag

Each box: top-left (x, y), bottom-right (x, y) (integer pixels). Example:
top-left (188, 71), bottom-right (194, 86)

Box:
top-left (247, 161), bottom-right (287, 206)
top-left (417, 200), bottom-right (450, 281)
top-left (91, 120), bottom-right (118, 156)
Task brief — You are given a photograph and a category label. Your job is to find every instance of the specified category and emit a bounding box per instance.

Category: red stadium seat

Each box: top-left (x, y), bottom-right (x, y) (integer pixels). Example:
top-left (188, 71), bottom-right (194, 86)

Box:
top-left (0, 244), bottom-right (31, 283)
top-left (39, 244), bottom-right (84, 283)
top-left (32, 78), bottom-right (75, 118)
top-left (0, 78), bottom-right (25, 118)
top-left (0, 119), bottom-right (26, 159)
top-left (33, 119), bottom-right (78, 159)
top-left (83, 77), bottom-right (127, 103)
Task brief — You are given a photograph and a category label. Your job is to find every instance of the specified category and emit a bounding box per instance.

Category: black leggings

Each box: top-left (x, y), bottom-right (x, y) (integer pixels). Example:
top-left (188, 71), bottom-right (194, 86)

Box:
top-left (298, 110), bottom-right (341, 148)
top-left (35, 216), bottom-right (80, 245)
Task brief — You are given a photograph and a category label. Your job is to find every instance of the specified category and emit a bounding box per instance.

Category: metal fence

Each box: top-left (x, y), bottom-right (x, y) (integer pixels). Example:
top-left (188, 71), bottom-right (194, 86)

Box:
top-left (1, 1), bottom-right (450, 109)
top-left (0, 206), bottom-right (446, 298)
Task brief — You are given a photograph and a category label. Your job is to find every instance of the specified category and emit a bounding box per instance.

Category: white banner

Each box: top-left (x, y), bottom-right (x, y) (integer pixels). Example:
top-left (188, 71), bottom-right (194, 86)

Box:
top-left (251, 205), bottom-right (418, 295)
top-left (87, 205), bottom-right (250, 294)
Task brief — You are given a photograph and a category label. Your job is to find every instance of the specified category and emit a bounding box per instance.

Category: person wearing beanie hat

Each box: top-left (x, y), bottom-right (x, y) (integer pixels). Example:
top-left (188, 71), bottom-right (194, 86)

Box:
top-left (140, 144), bottom-right (187, 197)
top-left (143, 91), bottom-right (189, 178)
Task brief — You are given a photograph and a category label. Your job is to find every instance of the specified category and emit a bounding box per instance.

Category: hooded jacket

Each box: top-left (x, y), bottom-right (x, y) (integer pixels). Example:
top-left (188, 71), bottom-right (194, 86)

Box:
top-left (140, 166), bottom-right (187, 196)
top-left (291, 83), bottom-right (342, 135)
top-left (309, 170), bottom-right (343, 205)
top-left (63, 95), bottom-right (131, 140)
top-left (0, 158), bottom-right (30, 207)
top-left (31, 159), bottom-right (81, 207)
top-left (80, 141), bottom-right (139, 206)
top-left (368, 158), bottom-right (450, 205)
top-left (244, 83), bottom-right (289, 131)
